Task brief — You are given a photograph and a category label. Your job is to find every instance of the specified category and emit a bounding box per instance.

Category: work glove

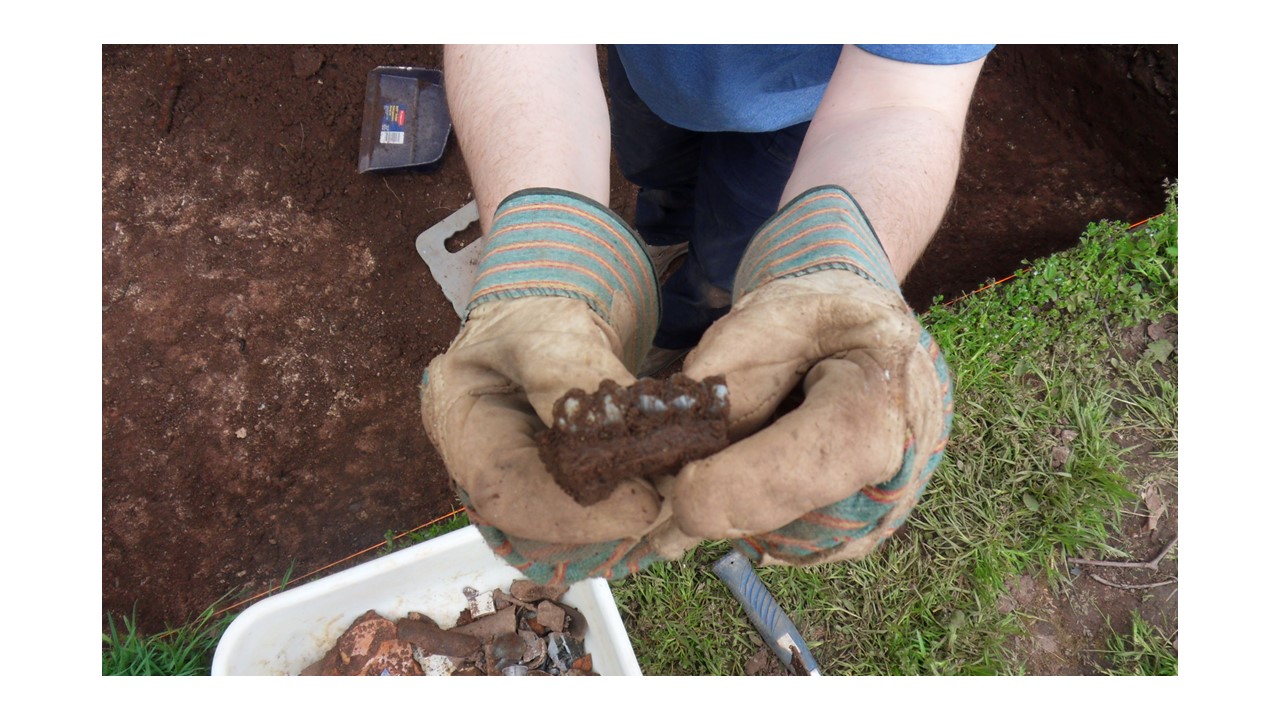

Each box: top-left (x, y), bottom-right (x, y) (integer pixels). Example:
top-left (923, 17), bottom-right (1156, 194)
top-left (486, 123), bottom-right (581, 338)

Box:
top-left (673, 186), bottom-right (954, 566)
top-left (419, 189), bottom-right (696, 584)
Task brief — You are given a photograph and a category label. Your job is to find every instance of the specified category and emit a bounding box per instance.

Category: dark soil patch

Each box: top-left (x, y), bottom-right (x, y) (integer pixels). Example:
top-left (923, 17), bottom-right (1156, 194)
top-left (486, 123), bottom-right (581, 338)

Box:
top-left (101, 44), bottom-right (1178, 669)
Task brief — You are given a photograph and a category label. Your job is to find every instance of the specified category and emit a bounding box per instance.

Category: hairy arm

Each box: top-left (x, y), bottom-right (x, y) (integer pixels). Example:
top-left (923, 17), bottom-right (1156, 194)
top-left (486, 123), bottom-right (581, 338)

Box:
top-left (443, 45), bottom-right (612, 234)
top-left (781, 45), bottom-right (986, 281)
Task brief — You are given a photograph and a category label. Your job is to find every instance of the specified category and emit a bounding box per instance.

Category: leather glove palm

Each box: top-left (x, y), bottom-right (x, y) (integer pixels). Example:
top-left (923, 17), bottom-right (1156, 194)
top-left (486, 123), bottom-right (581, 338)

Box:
top-left (420, 189), bottom-right (694, 584)
top-left (673, 186), bottom-right (954, 566)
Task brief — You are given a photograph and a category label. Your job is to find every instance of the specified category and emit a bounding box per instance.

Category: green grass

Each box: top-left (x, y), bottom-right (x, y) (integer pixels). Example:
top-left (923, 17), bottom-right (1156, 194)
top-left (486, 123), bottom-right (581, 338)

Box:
top-left (102, 185), bottom-right (1177, 676)
top-left (1094, 612), bottom-right (1179, 675)
top-left (378, 511), bottom-right (471, 555)
top-left (102, 603), bottom-right (233, 676)
top-left (612, 182), bottom-right (1178, 675)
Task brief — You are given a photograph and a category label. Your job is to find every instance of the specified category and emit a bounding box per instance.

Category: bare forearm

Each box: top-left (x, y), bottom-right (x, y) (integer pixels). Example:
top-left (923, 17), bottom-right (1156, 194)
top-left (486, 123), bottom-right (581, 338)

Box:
top-left (444, 45), bottom-right (611, 233)
top-left (785, 108), bottom-right (965, 281)
top-left (782, 46), bottom-right (985, 281)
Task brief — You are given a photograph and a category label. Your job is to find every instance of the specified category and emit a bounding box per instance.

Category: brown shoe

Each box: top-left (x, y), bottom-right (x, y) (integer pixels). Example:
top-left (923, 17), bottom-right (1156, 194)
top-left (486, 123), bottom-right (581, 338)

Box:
top-left (643, 242), bottom-right (689, 281)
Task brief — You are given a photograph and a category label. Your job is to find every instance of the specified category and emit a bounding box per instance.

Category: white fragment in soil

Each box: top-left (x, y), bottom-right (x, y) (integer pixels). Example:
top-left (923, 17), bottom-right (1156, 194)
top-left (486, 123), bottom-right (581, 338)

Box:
top-left (601, 395), bottom-right (623, 424)
top-left (562, 397), bottom-right (580, 418)
top-left (468, 590), bottom-right (496, 618)
top-left (671, 394), bottom-right (696, 410)
top-left (638, 395), bottom-right (667, 413)
top-left (711, 383), bottom-right (729, 410)
top-left (235, 427), bottom-right (247, 438)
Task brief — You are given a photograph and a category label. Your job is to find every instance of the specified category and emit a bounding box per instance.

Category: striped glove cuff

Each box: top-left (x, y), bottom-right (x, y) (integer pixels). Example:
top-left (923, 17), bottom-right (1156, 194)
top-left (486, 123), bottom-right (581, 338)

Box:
top-left (735, 185), bottom-right (899, 300)
top-left (466, 189), bottom-right (660, 372)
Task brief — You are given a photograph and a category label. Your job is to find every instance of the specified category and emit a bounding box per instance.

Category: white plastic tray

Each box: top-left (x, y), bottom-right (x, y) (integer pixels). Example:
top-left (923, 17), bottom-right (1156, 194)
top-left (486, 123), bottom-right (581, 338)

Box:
top-left (211, 525), bottom-right (642, 675)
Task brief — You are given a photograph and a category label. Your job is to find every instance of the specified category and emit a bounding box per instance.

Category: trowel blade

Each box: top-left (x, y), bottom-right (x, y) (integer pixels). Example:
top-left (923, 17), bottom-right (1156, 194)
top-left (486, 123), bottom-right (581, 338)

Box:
top-left (415, 199), bottom-right (484, 320)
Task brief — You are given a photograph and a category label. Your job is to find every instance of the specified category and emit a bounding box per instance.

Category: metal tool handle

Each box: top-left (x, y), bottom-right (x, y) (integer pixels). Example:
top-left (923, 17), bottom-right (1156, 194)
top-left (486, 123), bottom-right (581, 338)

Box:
top-left (712, 549), bottom-right (821, 675)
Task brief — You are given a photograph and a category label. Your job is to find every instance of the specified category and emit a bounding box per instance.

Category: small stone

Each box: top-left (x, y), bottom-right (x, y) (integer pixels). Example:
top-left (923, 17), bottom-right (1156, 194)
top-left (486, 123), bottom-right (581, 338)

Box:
top-left (291, 49), bottom-right (324, 79)
top-left (1051, 445), bottom-right (1070, 468)
top-left (235, 427), bottom-right (247, 439)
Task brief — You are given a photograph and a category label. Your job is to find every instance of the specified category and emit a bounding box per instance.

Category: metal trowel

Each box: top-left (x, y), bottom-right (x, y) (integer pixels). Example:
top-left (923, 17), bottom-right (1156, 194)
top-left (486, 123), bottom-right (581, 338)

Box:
top-left (712, 549), bottom-right (822, 675)
top-left (416, 199), bottom-right (483, 319)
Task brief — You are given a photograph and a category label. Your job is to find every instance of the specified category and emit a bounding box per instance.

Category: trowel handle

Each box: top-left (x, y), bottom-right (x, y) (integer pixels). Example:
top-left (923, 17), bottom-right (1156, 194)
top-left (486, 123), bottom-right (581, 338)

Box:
top-left (712, 549), bottom-right (821, 676)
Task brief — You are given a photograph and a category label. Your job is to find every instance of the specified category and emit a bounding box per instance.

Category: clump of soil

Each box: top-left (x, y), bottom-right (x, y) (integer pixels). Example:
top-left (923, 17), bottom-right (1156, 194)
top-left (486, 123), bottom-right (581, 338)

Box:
top-left (303, 579), bottom-right (596, 676)
top-left (537, 374), bottom-right (730, 505)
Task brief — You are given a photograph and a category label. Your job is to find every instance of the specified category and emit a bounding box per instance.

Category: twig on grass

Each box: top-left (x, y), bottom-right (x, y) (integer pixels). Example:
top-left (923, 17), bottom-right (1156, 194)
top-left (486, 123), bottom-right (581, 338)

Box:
top-left (1088, 575), bottom-right (1177, 591)
top-left (1068, 536), bottom-right (1177, 571)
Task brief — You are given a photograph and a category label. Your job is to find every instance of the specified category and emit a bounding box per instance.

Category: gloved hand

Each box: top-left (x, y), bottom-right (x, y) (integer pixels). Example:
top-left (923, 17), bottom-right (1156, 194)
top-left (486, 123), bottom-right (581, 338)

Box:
top-left (672, 186), bottom-right (954, 566)
top-left (419, 189), bottom-right (696, 584)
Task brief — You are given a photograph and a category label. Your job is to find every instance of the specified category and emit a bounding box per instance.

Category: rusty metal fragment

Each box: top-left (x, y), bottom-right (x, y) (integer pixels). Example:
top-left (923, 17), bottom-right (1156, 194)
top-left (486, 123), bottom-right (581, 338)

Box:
top-left (508, 579), bottom-right (570, 603)
top-left (537, 601), bottom-right (567, 633)
top-left (556, 601), bottom-right (589, 641)
top-left (520, 629), bottom-right (547, 667)
top-left (396, 616), bottom-right (482, 659)
top-left (449, 604), bottom-right (518, 641)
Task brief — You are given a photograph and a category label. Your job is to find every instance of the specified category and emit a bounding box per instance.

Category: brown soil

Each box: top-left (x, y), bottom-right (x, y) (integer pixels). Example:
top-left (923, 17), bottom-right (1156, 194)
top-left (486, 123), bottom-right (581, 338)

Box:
top-left (101, 45), bottom-right (1177, 672)
top-left (538, 374), bottom-right (730, 505)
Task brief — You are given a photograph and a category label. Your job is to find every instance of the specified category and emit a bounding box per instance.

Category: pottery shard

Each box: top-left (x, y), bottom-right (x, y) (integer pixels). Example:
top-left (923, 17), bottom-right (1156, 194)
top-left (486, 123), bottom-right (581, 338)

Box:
top-left (359, 638), bottom-right (425, 676)
top-left (396, 617), bottom-right (483, 659)
top-left (301, 609), bottom-right (424, 676)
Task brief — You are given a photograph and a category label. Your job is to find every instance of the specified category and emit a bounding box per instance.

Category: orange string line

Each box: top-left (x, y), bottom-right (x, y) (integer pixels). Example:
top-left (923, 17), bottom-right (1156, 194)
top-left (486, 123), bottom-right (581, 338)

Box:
top-left (937, 272), bottom-right (1020, 309)
top-left (210, 506), bottom-right (467, 619)
top-left (1127, 213), bottom-right (1161, 231)
top-left (929, 212), bottom-right (1165, 312)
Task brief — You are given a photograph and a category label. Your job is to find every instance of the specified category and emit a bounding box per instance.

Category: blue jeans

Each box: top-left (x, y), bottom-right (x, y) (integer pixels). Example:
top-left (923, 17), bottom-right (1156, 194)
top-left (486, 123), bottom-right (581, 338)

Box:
top-left (607, 46), bottom-right (811, 350)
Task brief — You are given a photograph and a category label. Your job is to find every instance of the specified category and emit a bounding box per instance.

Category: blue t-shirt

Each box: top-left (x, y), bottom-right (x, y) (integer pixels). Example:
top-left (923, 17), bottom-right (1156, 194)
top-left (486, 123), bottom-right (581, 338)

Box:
top-left (614, 44), bottom-right (995, 133)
